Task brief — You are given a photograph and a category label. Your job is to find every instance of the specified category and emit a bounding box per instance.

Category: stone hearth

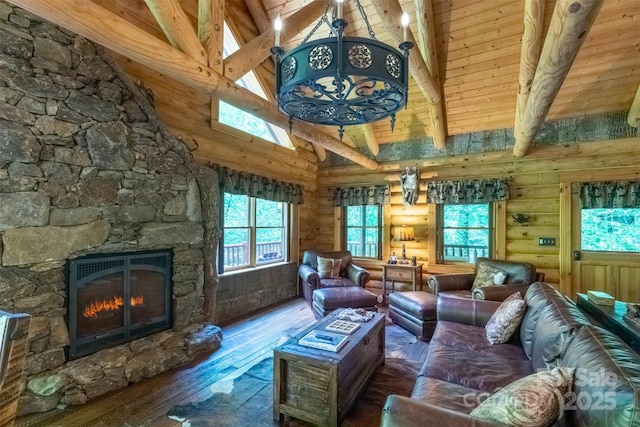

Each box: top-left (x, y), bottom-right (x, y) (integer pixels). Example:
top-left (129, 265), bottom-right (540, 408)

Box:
top-left (0, 2), bottom-right (221, 416)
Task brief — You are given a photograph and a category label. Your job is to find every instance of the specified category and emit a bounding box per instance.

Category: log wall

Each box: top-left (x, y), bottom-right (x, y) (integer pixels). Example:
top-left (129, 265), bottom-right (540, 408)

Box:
top-left (316, 137), bottom-right (640, 290)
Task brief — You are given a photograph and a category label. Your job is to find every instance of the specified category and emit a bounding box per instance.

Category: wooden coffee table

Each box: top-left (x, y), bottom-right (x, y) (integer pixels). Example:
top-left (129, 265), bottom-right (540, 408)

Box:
top-left (273, 310), bottom-right (385, 427)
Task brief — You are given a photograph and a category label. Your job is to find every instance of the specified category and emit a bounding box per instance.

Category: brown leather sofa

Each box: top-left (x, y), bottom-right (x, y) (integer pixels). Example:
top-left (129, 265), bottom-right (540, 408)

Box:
top-left (428, 257), bottom-right (538, 301)
top-left (380, 282), bottom-right (640, 426)
top-left (298, 250), bottom-right (371, 305)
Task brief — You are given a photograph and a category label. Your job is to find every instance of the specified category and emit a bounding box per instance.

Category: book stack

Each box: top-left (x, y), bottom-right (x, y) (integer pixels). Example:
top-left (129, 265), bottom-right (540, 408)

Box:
top-left (587, 290), bottom-right (615, 306)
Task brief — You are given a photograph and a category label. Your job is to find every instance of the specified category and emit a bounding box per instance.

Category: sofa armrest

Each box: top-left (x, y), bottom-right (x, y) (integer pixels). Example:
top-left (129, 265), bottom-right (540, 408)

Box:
top-left (472, 283), bottom-right (531, 301)
top-left (345, 264), bottom-right (370, 287)
top-left (381, 395), bottom-right (508, 427)
top-left (428, 273), bottom-right (475, 295)
top-left (437, 297), bottom-right (502, 327)
top-left (299, 264), bottom-right (320, 289)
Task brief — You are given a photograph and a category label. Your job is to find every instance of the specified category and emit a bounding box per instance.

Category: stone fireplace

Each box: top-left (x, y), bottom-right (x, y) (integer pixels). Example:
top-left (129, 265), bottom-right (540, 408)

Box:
top-left (0, 2), bottom-right (221, 416)
top-left (67, 250), bottom-right (173, 359)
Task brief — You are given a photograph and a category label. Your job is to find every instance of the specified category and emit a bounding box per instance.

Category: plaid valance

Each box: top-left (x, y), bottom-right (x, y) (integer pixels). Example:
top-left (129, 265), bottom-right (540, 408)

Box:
top-left (580, 181), bottom-right (640, 209)
top-left (332, 184), bottom-right (391, 206)
top-left (426, 178), bottom-right (509, 204)
top-left (212, 165), bottom-right (304, 205)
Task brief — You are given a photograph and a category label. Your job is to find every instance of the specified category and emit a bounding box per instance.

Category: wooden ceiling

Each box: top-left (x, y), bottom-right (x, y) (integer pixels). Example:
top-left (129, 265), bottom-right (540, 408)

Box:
top-left (10, 0), bottom-right (640, 169)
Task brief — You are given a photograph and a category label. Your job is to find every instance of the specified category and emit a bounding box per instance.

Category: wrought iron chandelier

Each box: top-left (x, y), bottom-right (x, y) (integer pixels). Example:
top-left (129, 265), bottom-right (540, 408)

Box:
top-left (271, 0), bottom-right (413, 140)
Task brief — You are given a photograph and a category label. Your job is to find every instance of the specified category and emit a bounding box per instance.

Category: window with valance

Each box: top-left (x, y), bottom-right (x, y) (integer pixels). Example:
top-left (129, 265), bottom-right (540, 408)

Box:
top-left (578, 181), bottom-right (640, 252)
top-left (212, 165), bottom-right (304, 205)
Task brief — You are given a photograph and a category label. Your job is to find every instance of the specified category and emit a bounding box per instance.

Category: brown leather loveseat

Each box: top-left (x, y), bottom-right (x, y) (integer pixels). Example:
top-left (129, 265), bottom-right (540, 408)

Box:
top-left (429, 257), bottom-right (538, 301)
top-left (381, 282), bottom-right (640, 426)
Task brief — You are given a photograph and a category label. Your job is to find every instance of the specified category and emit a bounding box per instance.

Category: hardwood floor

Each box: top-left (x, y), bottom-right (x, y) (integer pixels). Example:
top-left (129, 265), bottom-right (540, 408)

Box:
top-left (16, 297), bottom-right (428, 427)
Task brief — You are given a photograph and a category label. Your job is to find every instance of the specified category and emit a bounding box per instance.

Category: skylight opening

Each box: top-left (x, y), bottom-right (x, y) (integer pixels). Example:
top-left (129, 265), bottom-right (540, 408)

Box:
top-left (220, 23), bottom-right (293, 149)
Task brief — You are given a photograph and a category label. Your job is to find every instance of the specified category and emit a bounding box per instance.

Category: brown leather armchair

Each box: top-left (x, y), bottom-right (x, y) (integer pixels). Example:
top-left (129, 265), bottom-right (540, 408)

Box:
top-left (428, 257), bottom-right (538, 302)
top-left (298, 250), bottom-right (370, 306)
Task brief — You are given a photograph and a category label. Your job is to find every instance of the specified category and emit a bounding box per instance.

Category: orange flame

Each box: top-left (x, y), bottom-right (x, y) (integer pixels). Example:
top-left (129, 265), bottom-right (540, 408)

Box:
top-left (82, 295), bottom-right (144, 318)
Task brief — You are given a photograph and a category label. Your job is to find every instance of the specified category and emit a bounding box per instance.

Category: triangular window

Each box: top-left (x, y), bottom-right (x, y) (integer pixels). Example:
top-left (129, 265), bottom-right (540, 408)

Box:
top-left (220, 23), bottom-right (292, 148)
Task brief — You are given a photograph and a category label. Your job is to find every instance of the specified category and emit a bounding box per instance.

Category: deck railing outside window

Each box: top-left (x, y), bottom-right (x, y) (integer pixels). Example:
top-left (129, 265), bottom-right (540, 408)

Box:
top-left (223, 241), bottom-right (283, 267)
top-left (347, 242), bottom-right (379, 258)
top-left (443, 244), bottom-right (488, 263)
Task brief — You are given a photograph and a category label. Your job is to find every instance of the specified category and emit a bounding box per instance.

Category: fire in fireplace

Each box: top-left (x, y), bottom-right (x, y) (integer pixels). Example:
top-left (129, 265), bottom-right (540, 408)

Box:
top-left (66, 250), bottom-right (172, 359)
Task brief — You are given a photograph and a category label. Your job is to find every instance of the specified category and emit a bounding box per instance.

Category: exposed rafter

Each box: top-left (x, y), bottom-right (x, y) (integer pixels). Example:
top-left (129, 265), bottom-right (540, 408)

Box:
top-left (628, 83), bottom-right (640, 128)
top-left (513, 0), bottom-right (604, 158)
top-left (514, 0), bottom-right (546, 137)
top-left (243, 0), bottom-right (323, 159)
top-left (144, 0), bottom-right (207, 65)
top-left (197, 0), bottom-right (224, 122)
top-left (370, 0), bottom-right (446, 149)
top-left (413, 0), bottom-right (447, 150)
top-left (223, 1), bottom-right (325, 82)
top-left (8, 0), bottom-right (379, 170)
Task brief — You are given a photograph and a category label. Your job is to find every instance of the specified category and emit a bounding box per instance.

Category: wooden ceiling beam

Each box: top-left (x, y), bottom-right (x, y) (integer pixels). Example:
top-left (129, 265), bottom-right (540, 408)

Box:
top-left (371, 0), bottom-right (445, 149)
top-left (8, 0), bottom-right (378, 170)
top-left (243, 0), bottom-right (321, 160)
top-left (143, 0), bottom-right (207, 65)
top-left (197, 0), bottom-right (224, 123)
top-left (514, 0), bottom-right (546, 137)
top-left (513, 0), bottom-right (604, 158)
top-left (223, 1), bottom-right (325, 82)
top-left (413, 0), bottom-right (447, 150)
top-left (627, 83), bottom-right (640, 128)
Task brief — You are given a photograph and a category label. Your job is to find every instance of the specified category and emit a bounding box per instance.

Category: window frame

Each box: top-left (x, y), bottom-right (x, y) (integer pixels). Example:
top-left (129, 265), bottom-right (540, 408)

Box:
top-left (435, 202), bottom-right (495, 265)
top-left (219, 193), bottom-right (291, 274)
top-left (341, 205), bottom-right (383, 260)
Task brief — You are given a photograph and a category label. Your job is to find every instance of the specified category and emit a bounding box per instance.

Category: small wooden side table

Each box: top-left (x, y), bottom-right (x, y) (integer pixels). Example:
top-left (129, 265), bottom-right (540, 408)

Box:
top-left (382, 263), bottom-right (424, 297)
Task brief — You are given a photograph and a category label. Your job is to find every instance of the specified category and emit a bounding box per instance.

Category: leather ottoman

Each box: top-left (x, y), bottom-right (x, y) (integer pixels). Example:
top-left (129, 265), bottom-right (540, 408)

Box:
top-left (388, 291), bottom-right (437, 340)
top-left (312, 287), bottom-right (378, 319)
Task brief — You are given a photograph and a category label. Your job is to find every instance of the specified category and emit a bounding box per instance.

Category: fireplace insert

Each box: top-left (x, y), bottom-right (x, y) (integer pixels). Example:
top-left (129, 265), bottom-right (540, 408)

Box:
top-left (67, 250), bottom-right (172, 359)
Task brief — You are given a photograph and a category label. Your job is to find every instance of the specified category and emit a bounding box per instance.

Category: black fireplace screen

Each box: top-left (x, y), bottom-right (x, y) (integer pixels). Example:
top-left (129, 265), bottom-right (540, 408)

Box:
top-left (67, 250), bottom-right (172, 359)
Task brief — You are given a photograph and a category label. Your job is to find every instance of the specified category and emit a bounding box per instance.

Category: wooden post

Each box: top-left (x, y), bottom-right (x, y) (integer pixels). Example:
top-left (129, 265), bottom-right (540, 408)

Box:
top-left (513, 0), bottom-right (604, 158)
top-left (0, 312), bottom-right (31, 427)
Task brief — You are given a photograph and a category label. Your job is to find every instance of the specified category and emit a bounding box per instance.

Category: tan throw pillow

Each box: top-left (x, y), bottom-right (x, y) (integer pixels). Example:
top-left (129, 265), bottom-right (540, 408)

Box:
top-left (470, 367), bottom-right (575, 427)
top-left (472, 263), bottom-right (507, 291)
top-left (485, 292), bottom-right (526, 344)
top-left (317, 256), bottom-right (341, 279)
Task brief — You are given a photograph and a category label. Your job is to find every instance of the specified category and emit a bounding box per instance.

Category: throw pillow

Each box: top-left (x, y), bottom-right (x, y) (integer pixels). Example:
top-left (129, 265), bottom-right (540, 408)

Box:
top-left (485, 292), bottom-right (526, 344)
top-left (472, 263), bottom-right (507, 290)
top-left (317, 256), bottom-right (341, 279)
top-left (470, 367), bottom-right (575, 427)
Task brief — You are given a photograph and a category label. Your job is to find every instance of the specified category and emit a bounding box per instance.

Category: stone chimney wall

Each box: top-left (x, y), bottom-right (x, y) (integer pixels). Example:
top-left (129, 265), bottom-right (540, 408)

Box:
top-left (0, 2), bottom-right (221, 416)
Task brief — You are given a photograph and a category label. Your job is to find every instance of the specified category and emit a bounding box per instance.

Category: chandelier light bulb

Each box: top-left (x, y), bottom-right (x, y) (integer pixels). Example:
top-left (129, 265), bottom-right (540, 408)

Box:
top-left (274, 15), bottom-right (282, 47)
top-left (336, 0), bottom-right (344, 20)
top-left (401, 12), bottom-right (409, 42)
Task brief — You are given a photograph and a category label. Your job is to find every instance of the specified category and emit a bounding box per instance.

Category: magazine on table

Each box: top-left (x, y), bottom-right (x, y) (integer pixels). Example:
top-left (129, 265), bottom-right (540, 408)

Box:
top-left (298, 330), bottom-right (348, 352)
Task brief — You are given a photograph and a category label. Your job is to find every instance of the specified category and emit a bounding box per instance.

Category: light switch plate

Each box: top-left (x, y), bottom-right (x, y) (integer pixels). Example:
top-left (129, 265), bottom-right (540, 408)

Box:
top-left (539, 237), bottom-right (556, 246)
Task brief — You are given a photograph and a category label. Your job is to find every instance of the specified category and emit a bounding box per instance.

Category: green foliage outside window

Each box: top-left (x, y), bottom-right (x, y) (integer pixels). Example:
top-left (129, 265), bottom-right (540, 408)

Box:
top-left (440, 204), bottom-right (490, 263)
top-left (344, 205), bottom-right (381, 259)
top-left (581, 208), bottom-right (640, 252)
top-left (223, 193), bottom-right (287, 269)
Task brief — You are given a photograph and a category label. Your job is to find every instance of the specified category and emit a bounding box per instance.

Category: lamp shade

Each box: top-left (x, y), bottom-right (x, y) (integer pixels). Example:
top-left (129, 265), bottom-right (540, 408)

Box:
top-left (393, 226), bottom-right (414, 241)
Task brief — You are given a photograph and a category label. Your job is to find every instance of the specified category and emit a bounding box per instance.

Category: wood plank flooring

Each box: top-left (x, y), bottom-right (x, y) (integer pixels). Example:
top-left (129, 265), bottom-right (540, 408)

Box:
top-left (16, 297), bottom-right (428, 427)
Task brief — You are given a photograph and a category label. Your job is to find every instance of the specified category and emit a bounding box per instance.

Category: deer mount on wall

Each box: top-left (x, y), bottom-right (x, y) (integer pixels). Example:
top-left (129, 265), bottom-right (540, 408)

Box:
top-left (400, 167), bottom-right (419, 206)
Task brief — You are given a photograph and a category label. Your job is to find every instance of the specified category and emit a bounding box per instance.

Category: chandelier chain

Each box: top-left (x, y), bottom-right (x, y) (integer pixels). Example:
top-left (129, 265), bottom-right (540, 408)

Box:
top-left (301, 2), bottom-right (332, 44)
top-left (355, 0), bottom-right (377, 39)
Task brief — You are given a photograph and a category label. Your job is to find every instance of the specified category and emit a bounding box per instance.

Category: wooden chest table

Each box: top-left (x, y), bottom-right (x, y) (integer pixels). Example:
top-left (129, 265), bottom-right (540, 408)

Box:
top-left (273, 311), bottom-right (385, 426)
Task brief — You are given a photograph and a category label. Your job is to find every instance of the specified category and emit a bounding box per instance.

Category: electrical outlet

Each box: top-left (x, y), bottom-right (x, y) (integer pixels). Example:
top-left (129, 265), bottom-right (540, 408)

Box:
top-left (538, 237), bottom-right (556, 246)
